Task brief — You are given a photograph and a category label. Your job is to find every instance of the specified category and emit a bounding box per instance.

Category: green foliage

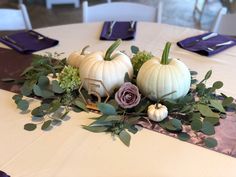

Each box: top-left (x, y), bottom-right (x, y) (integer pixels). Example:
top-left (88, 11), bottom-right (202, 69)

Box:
top-left (10, 51), bottom-right (236, 149)
top-left (59, 65), bottom-right (81, 93)
top-left (131, 50), bottom-right (153, 76)
top-left (12, 53), bottom-right (80, 131)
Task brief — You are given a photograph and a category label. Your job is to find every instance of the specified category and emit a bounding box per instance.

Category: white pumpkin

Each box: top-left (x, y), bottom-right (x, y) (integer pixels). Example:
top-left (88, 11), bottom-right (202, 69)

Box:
top-left (79, 40), bottom-right (133, 97)
top-left (137, 42), bottom-right (191, 100)
top-left (148, 103), bottom-right (168, 122)
top-left (67, 45), bottom-right (90, 68)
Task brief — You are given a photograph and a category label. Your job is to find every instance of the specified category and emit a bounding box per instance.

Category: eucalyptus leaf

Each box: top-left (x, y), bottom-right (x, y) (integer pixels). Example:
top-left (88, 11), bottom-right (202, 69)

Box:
top-left (105, 115), bottom-right (122, 122)
top-left (177, 132), bottom-right (190, 141)
top-left (222, 97), bottom-right (234, 107)
top-left (131, 45), bottom-right (139, 54)
top-left (12, 94), bottom-right (23, 104)
top-left (31, 107), bottom-right (45, 117)
top-left (119, 130), bottom-right (131, 147)
top-left (201, 121), bottom-right (215, 135)
top-left (38, 76), bottom-right (49, 88)
top-left (125, 116), bottom-right (141, 125)
top-left (204, 137), bottom-right (217, 148)
top-left (47, 100), bottom-right (61, 113)
top-left (41, 120), bottom-right (52, 130)
top-left (209, 100), bottom-right (225, 113)
top-left (107, 99), bottom-right (119, 110)
top-left (24, 123), bottom-right (37, 131)
top-left (171, 118), bottom-right (182, 130)
top-left (203, 70), bottom-right (212, 82)
top-left (52, 80), bottom-right (64, 94)
top-left (127, 125), bottom-right (139, 134)
top-left (134, 98), bottom-right (150, 113)
top-left (21, 82), bottom-right (33, 96)
top-left (74, 99), bottom-right (89, 112)
top-left (82, 125), bottom-right (108, 133)
top-left (213, 81), bottom-right (223, 89)
top-left (33, 84), bottom-right (42, 96)
top-left (159, 119), bottom-right (182, 132)
top-left (197, 104), bottom-right (219, 118)
top-left (204, 117), bottom-right (219, 126)
top-left (190, 112), bottom-right (201, 120)
top-left (41, 90), bottom-right (55, 99)
top-left (191, 118), bottom-right (202, 131)
top-left (97, 103), bottom-right (117, 115)
top-left (17, 100), bottom-right (29, 111)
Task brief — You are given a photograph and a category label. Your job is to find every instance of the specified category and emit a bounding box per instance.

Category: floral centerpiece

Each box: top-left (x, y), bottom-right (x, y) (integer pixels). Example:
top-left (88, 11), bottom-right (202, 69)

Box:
top-left (11, 40), bottom-right (236, 147)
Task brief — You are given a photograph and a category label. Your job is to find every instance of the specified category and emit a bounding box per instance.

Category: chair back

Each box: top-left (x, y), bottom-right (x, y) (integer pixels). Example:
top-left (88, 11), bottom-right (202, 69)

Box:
top-left (82, 1), bottom-right (162, 23)
top-left (211, 7), bottom-right (236, 35)
top-left (0, 4), bottom-right (32, 31)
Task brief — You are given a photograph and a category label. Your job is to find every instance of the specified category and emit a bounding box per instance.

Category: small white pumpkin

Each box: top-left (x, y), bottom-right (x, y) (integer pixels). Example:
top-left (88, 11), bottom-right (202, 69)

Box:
top-left (67, 45), bottom-right (90, 68)
top-left (79, 39), bottom-right (133, 97)
top-left (137, 42), bottom-right (191, 100)
top-left (148, 103), bottom-right (168, 122)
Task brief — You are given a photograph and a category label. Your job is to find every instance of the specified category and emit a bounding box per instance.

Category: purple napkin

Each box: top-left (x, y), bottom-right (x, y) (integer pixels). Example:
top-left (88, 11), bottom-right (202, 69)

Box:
top-left (0, 171), bottom-right (10, 177)
top-left (177, 32), bottom-right (236, 56)
top-left (0, 30), bottom-right (59, 54)
top-left (100, 21), bottom-right (137, 41)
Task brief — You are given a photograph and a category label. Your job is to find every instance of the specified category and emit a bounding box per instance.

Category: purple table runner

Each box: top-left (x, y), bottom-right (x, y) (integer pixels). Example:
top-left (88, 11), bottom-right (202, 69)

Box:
top-left (1, 47), bottom-right (236, 158)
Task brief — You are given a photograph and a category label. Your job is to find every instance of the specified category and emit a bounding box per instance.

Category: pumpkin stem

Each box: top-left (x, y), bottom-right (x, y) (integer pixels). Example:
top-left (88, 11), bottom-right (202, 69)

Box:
top-left (104, 39), bottom-right (122, 61)
top-left (161, 42), bottom-right (171, 65)
top-left (81, 45), bottom-right (90, 55)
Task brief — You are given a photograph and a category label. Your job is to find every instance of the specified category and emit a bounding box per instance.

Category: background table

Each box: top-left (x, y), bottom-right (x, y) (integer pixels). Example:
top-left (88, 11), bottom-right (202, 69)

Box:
top-left (0, 22), bottom-right (236, 177)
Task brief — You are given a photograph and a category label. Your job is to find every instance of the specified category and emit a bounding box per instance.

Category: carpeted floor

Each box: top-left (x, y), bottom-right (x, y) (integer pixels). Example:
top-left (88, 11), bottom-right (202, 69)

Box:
top-left (1, 0), bottom-right (223, 31)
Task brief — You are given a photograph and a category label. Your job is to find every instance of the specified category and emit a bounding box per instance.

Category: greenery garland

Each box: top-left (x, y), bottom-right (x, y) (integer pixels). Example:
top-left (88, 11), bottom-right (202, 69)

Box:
top-left (8, 42), bottom-right (236, 147)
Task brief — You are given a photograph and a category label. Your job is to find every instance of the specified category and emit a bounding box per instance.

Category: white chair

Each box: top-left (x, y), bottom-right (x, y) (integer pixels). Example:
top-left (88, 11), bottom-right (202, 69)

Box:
top-left (211, 7), bottom-right (236, 35)
top-left (82, 1), bottom-right (162, 23)
top-left (0, 3), bottom-right (32, 31)
top-left (46, 0), bottom-right (80, 9)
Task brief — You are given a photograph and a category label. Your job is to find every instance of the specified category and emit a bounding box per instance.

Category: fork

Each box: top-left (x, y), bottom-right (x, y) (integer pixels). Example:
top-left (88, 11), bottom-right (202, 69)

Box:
top-left (106, 21), bottom-right (116, 38)
top-left (207, 40), bottom-right (234, 51)
top-left (128, 21), bottom-right (136, 32)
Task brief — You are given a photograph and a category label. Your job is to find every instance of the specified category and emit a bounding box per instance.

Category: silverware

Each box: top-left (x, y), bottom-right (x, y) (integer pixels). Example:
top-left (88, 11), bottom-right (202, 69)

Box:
top-left (207, 40), bottom-right (234, 51)
top-left (1, 36), bottom-right (25, 50)
top-left (128, 21), bottom-right (136, 32)
top-left (185, 32), bottom-right (218, 47)
top-left (106, 21), bottom-right (116, 38)
top-left (28, 31), bottom-right (44, 40)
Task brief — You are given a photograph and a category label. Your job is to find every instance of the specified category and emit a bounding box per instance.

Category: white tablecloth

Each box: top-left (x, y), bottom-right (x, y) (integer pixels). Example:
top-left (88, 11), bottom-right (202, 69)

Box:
top-left (0, 22), bottom-right (236, 177)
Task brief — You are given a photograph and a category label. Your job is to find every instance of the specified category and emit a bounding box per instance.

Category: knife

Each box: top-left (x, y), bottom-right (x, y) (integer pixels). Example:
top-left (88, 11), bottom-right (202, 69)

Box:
top-left (2, 36), bottom-right (25, 50)
top-left (106, 21), bottom-right (116, 38)
top-left (207, 40), bottom-right (234, 51)
top-left (185, 32), bottom-right (218, 47)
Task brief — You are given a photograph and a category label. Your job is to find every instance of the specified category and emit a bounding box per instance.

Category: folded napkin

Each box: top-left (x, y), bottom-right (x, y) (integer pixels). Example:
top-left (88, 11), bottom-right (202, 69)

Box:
top-left (0, 30), bottom-right (59, 54)
top-left (0, 171), bottom-right (10, 177)
top-left (100, 21), bottom-right (137, 41)
top-left (177, 32), bottom-right (236, 56)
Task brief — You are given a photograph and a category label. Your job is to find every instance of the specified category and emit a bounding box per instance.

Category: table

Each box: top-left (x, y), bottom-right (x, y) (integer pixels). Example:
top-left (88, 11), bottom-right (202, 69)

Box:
top-left (1, 22), bottom-right (236, 177)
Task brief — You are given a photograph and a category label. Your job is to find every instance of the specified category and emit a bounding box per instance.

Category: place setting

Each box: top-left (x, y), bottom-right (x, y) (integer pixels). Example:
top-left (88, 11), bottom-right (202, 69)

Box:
top-left (177, 32), bottom-right (236, 56)
top-left (0, 30), bottom-right (59, 54)
top-left (100, 21), bottom-right (137, 40)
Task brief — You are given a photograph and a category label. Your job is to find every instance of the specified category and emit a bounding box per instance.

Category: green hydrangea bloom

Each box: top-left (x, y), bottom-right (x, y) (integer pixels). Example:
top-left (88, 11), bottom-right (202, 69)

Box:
top-left (59, 65), bottom-right (81, 93)
top-left (131, 51), bottom-right (153, 76)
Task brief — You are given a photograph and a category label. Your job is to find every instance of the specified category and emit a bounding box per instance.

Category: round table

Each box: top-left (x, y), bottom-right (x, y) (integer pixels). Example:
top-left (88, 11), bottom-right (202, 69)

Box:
top-left (0, 22), bottom-right (236, 177)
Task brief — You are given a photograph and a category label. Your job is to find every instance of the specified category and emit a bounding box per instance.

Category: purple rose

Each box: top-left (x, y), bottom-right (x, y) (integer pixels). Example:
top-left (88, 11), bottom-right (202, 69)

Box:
top-left (115, 82), bottom-right (141, 109)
